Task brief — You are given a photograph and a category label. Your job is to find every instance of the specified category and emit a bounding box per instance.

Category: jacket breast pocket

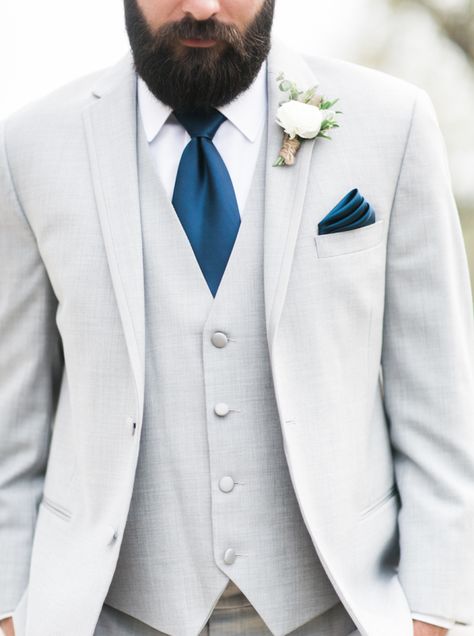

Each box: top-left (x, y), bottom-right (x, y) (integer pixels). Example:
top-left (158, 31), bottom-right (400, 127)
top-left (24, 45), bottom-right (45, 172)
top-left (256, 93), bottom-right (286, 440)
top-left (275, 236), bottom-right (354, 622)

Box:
top-left (314, 218), bottom-right (386, 258)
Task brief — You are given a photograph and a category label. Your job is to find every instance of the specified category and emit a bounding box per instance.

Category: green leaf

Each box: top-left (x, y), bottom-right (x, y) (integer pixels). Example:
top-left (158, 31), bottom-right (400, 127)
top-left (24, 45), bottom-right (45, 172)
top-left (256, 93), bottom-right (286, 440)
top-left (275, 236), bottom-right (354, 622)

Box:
top-left (320, 118), bottom-right (338, 129)
top-left (289, 87), bottom-right (301, 100)
top-left (320, 97), bottom-right (340, 110)
top-left (301, 91), bottom-right (314, 103)
top-left (300, 85), bottom-right (318, 103)
top-left (279, 80), bottom-right (292, 92)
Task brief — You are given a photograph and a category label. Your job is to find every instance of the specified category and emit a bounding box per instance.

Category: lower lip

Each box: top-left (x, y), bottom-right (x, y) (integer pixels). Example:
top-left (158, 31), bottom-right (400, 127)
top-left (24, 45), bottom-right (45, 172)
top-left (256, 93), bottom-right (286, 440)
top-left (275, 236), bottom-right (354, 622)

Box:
top-left (180, 38), bottom-right (217, 48)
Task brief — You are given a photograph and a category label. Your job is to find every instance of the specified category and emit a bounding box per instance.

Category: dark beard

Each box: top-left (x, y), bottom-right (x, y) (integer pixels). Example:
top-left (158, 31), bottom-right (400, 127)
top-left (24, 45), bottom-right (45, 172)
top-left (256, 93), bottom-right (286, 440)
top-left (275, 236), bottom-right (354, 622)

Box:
top-left (123, 0), bottom-right (275, 112)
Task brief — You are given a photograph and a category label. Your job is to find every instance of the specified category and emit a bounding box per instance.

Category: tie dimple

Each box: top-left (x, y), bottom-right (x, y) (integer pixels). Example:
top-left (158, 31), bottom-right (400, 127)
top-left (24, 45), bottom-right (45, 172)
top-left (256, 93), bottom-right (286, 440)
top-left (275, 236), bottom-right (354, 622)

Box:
top-left (174, 108), bottom-right (227, 140)
top-left (171, 107), bottom-right (241, 297)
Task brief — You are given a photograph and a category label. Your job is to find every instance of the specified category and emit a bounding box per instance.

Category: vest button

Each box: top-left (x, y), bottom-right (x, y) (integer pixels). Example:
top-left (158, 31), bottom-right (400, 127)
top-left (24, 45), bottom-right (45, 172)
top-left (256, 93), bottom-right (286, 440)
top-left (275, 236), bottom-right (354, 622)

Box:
top-left (223, 548), bottom-right (237, 565)
top-left (214, 402), bottom-right (230, 417)
top-left (211, 331), bottom-right (228, 348)
top-left (219, 476), bottom-right (235, 492)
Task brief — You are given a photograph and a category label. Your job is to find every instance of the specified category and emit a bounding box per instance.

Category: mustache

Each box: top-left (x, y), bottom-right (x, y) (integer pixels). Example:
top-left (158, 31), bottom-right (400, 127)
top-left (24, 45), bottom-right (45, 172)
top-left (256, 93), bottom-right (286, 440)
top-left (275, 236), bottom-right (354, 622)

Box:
top-left (150, 16), bottom-right (247, 56)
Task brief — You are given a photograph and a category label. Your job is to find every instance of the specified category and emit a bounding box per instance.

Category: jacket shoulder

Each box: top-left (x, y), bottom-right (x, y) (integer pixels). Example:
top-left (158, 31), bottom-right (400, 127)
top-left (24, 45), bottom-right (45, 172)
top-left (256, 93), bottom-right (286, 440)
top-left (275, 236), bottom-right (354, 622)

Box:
top-left (4, 68), bottom-right (102, 129)
top-left (301, 53), bottom-right (421, 104)
top-left (2, 53), bottom-right (132, 148)
top-left (297, 53), bottom-right (429, 140)
top-left (1, 52), bottom-right (134, 185)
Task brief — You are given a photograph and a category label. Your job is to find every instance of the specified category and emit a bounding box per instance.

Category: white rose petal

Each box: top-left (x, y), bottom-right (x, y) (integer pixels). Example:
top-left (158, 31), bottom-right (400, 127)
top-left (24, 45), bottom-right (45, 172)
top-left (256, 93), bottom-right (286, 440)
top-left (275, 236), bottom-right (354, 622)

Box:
top-left (276, 100), bottom-right (323, 140)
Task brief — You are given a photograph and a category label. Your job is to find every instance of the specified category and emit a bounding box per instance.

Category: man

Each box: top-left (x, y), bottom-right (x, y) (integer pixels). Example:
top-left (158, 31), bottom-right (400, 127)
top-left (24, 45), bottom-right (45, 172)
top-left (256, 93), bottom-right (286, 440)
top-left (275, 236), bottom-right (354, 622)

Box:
top-left (1, 0), bottom-right (473, 634)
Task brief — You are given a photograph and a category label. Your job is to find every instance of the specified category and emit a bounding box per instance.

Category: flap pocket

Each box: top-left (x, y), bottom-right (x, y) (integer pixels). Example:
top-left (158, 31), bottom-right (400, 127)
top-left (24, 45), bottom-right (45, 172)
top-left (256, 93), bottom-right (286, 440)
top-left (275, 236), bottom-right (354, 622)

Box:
top-left (314, 218), bottom-right (385, 258)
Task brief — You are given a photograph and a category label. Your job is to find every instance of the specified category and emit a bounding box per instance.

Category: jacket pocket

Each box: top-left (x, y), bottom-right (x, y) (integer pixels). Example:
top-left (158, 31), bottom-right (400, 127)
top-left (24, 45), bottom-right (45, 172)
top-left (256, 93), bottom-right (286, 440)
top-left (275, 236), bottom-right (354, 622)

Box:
top-left (359, 484), bottom-right (398, 520)
top-left (314, 218), bottom-right (385, 258)
top-left (40, 495), bottom-right (73, 522)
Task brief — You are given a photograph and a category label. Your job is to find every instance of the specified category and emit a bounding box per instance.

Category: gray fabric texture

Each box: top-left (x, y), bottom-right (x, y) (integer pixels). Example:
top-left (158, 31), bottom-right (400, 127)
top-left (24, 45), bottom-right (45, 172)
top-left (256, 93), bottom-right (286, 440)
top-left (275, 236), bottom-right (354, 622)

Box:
top-left (1, 36), bottom-right (473, 636)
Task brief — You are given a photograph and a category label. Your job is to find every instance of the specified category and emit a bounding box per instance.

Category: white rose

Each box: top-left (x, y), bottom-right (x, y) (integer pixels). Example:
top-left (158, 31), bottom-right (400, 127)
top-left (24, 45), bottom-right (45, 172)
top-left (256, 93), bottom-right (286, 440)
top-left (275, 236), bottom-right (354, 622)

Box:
top-left (276, 100), bottom-right (323, 140)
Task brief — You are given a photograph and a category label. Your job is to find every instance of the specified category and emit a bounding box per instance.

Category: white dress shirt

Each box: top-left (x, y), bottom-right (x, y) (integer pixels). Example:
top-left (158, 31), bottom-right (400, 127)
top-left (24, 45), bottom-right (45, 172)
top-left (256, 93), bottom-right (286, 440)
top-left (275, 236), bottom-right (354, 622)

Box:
top-left (137, 58), bottom-right (267, 216)
top-left (0, 58), bottom-right (453, 633)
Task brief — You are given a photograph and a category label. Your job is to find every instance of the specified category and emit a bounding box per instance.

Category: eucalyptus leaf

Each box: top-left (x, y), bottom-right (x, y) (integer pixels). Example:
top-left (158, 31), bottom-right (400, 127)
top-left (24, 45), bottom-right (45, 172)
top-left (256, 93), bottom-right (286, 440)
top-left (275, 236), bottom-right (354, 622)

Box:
top-left (279, 80), bottom-right (293, 92)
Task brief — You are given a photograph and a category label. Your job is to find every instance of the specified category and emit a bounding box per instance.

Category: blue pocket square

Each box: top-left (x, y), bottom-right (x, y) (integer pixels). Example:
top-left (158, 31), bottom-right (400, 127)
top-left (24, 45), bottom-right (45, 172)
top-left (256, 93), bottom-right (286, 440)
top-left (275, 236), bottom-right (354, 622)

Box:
top-left (318, 189), bottom-right (376, 235)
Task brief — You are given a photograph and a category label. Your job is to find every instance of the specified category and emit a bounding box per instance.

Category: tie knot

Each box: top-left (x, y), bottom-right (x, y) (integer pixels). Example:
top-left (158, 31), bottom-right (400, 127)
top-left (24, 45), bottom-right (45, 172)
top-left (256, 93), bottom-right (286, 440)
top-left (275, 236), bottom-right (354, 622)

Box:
top-left (173, 108), bottom-right (227, 140)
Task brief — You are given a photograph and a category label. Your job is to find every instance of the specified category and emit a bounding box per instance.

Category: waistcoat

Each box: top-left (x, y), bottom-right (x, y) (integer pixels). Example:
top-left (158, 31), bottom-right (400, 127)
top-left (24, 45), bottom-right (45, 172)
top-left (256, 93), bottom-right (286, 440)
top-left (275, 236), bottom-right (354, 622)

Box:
top-left (104, 109), bottom-right (342, 636)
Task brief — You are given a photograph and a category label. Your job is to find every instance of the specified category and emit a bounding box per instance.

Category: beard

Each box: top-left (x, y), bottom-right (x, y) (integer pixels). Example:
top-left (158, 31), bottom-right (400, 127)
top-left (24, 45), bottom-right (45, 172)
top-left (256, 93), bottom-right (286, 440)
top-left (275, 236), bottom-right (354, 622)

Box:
top-left (123, 0), bottom-right (275, 112)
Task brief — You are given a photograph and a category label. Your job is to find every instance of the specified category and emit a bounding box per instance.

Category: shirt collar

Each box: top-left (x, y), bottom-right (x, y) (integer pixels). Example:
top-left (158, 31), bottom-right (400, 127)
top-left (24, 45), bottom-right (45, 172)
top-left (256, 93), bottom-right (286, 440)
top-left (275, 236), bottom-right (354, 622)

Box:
top-left (137, 59), bottom-right (267, 144)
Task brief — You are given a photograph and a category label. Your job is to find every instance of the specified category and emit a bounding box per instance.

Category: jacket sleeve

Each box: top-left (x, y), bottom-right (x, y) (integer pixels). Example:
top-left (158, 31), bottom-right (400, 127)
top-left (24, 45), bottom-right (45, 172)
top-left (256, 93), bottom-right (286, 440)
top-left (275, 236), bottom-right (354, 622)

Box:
top-left (381, 86), bottom-right (474, 625)
top-left (0, 119), bottom-right (64, 613)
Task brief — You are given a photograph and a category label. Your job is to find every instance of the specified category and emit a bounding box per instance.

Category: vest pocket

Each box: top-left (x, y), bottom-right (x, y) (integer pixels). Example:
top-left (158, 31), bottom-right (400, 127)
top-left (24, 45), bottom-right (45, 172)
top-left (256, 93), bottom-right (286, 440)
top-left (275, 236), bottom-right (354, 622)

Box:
top-left (40, 495), bottom-right (73, 522)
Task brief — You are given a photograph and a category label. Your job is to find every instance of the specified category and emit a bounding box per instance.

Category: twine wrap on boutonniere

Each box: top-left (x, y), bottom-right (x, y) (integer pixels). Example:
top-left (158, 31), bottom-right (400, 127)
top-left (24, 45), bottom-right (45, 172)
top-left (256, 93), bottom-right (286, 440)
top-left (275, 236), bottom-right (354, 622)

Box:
top-left (273, 73), bottom-right (342, 166)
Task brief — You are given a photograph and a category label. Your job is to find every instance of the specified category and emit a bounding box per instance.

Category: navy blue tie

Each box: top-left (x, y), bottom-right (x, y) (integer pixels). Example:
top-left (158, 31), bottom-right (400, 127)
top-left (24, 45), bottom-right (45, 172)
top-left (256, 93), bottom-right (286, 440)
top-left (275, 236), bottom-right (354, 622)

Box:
top-left (171, 108), bottom-right (241, 297)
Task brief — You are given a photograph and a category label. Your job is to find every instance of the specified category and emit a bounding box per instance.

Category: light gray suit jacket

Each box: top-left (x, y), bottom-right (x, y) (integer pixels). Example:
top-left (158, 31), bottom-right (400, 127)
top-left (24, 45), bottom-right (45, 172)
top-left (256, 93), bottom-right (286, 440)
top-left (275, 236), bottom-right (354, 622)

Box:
top-left (1, 37), bottom-right (474, 636)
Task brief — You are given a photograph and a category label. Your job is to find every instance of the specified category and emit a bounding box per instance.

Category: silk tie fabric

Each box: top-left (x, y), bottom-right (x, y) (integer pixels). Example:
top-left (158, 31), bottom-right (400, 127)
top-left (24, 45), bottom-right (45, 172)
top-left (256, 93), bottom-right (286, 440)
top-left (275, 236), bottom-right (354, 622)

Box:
top-left (172, 108), bottom-right (241, 297)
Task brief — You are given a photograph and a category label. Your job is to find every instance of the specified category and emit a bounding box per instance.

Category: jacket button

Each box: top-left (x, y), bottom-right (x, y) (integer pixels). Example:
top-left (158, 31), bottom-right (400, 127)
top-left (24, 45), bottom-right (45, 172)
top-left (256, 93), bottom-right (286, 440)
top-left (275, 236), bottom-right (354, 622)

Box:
top-left (126, 416), bottom-right (137, 435)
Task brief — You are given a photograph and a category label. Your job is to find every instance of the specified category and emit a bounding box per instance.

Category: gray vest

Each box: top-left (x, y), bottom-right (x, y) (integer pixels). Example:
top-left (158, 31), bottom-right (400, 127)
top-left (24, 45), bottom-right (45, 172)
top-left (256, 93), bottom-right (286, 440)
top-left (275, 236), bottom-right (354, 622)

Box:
top-left (104, 114), bottom-right (342, 636)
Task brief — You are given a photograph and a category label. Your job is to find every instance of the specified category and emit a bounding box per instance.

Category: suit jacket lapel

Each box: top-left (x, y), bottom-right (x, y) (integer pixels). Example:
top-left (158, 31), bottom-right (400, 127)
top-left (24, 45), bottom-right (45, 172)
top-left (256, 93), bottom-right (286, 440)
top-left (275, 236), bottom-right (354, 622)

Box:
top-left (82, 52), bottom-right (145, 425)
top-left (264, 38), bottom-right (319, 355)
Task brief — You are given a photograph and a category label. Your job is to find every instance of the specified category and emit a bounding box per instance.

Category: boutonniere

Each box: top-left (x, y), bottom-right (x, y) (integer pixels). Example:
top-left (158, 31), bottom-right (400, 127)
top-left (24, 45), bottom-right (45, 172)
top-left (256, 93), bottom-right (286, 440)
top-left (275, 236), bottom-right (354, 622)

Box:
top-left (273, 73), bottom-right (342, 167)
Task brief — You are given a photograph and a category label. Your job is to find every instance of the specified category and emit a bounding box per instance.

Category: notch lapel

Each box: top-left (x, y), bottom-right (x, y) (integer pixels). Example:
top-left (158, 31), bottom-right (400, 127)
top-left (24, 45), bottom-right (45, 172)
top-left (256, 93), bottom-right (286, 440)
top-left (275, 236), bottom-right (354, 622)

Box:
top-left (264, 39), bottom-right (319, 356)
top-left (82, 52), bottom-right (145, 425)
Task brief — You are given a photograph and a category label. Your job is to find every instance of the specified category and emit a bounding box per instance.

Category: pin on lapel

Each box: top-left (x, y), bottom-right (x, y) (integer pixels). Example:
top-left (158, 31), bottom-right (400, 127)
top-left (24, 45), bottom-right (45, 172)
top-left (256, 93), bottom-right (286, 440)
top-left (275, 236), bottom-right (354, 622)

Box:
top-left (273, 73), bottom-right (342, 167)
